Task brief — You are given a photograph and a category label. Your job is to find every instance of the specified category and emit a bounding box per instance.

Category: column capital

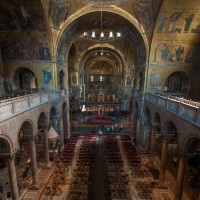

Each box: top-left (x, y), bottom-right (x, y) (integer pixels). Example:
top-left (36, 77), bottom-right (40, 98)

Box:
top-left (42, 125), bottom-right (49, 131)
top-left (39, 125), bottom-right (49, 131)
top-left (8, 153), bottom-right (15, 160)
top-left (30, 134), bottom-right (39, 142)
top-left (8, 148), bottom-right (21, 160)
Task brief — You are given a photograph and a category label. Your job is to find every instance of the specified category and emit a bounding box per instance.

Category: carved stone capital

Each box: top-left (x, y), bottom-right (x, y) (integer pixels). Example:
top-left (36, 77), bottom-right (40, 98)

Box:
top-left (30, 134), bottom-right (39, 142)
top-left (8, 153), bottom-right (15, 160)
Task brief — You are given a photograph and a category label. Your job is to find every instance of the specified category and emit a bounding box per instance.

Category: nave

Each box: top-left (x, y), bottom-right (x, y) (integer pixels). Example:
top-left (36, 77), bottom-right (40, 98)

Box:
top-left (20, 133), bottom-right (190, 200)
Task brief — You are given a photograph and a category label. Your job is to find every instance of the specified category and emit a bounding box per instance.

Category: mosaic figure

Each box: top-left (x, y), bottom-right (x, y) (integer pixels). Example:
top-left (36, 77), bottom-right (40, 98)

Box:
top-left (72, 74), bottom-right (77, 85)
top-left (126, 76), bottom-right (131, 85)
top-left (42, 68), bottom-right (51, 85)
top-left (50, 0), bottom-right (71, 27)
top-left (175, 46), bottom-right (184, 62)
top-left (39, 44), bottom-right (51, 60)
top-left (150, 70), bottom-right (160, 87)
top-left (57, 43), bottom-right (67, 64)
top-left (166, 11), bottom-right (183, 32)
top-left (157, 15), bottom-right (167, 32)
top-left (133, 0), bottom-right (154, 31)
top-left (160, 43), bottom-right (169, 61)
top-left (184, 14), bottom-right (195, 32)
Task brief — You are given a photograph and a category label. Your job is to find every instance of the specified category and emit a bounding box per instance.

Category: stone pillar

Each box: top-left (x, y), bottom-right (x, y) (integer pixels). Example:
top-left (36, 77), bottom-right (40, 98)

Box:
top-left (51, 117), bottom-right (58, 132)
top-left (138, 116), bottom-right (150, 153)
top-left (63, 110), bottom-right (68, 142)
top-left (133, 117), bottom-right (137, 144)
top-left (159, 138), bottom-right (169, 182)
top-left (59, 114), bottom-right (64, 150)
top-left (147, 128), bottom-right (157, 168)
top-left (150, 130), bottom-right (156, 154)
top-left (174, 154), bottom-right (187, 200)
top-left (82, 72), bottom-right (84, 85)
top-left (7, 156), bottom-right (19, 200)
top-left (136, 117), bottom-right (140, 149)
top-left (51, 115), bottom-right (62, 158)
top-left (44, 128), bottom-right (50, 168)
top-left (83, 85), bottom-right (86, 101)
top-left (132, 108), bottom-right (137, 145)
top-left (66, 96), bottom-right (71, 139)
top-left (30, 138), bottom-right (40, 189)
top-left (130, 113), bottom-right (134, 143)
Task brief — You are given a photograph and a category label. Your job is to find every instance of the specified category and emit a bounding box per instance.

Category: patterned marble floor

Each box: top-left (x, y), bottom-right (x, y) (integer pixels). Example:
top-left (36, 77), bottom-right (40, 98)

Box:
top-left (20, 167), bottom-right (54, 200)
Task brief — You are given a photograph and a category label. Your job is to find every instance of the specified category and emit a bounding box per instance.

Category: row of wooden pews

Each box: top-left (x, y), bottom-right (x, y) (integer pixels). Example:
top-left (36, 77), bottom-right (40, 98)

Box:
top-left (135, 181), bottom-right (156, 200)
top-left (105, 135), bottom-right (130, 200)
top-left (120, 135), bottom-right (154, 200)
top-left (45, 135), bottom-right (80, 197)
top-left (67, 134), bottom-right (96, 200)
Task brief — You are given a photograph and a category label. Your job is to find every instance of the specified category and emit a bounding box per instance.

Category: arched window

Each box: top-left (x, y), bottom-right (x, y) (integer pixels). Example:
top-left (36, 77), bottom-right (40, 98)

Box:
top-left (165, 71), bottom-right (189, 97)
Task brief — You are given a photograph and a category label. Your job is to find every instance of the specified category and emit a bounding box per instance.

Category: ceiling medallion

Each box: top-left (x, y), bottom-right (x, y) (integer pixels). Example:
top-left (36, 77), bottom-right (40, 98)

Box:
top-left (81, 0), bottom-right (128, 5)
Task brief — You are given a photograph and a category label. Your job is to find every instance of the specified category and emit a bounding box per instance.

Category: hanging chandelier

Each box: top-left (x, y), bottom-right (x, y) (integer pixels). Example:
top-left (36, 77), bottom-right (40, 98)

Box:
top-left (99, 1), bottom-right (103, 92)
top-left (100, 1), bottom-right (104, 41)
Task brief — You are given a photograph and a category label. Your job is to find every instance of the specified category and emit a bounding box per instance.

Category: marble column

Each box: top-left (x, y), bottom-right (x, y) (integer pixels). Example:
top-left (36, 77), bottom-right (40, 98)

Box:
top-left (174, 155), bottom-right (187, 200)
top-left (159, 138), bottom-right (169, 182)
top-left (30, 138), bottom-right (40, 189)
top-left (7, 156), bottom-right (19, 200)
top-left (44, 128), bottom-right (50, 168)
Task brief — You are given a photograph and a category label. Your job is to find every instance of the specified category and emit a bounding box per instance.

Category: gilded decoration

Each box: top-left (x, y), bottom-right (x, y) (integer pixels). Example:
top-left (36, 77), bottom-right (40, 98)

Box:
top-left (81, 0), bottom-right (128, 5)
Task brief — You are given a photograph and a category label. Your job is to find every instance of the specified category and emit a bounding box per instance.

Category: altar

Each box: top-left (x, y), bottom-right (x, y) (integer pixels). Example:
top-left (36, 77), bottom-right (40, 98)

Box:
top-left (98, 92), bottom-right (105, 102)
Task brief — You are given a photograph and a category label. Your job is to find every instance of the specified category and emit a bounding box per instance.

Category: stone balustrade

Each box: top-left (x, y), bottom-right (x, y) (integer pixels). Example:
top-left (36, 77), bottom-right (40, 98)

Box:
top-left (0, 90), bottom-right (67, 123)
top-left (145, 93), bottom-right (200, 127)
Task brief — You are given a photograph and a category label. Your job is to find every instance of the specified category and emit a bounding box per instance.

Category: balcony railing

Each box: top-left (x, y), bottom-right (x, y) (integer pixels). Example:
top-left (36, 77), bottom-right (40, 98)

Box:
top-left (144, 93), bottom-right (200, 127)
top-left (0, 89), bottom-right (67, 123)
top-left (80, 101), bottom-right (121, 106)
